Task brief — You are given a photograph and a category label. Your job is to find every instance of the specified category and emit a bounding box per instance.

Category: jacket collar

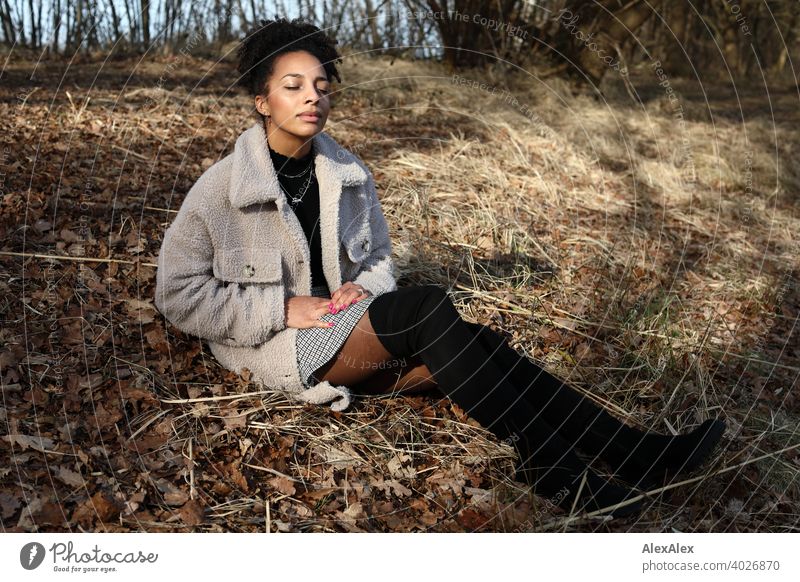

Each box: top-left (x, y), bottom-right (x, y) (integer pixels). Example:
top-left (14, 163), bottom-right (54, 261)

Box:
top-left (228, 121), bottom-right (368, 209)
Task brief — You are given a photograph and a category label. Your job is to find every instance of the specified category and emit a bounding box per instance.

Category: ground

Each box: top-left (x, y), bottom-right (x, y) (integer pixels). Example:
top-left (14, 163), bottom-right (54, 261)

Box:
top-left (0, 49), bottom-right (798, 532)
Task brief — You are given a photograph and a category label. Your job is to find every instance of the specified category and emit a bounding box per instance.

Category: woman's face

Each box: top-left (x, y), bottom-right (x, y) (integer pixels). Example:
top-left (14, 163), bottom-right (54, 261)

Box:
top-left (255, 50), bottom-right (331, 143)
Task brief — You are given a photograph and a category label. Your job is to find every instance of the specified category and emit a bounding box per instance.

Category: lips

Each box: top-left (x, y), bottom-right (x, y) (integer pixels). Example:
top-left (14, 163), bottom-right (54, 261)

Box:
top-left (298, 111), bottom-right (320, 122)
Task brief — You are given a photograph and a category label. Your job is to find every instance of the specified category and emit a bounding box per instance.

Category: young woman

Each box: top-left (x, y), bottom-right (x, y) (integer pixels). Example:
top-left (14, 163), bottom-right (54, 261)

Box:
top-left (155, 17), bottom-right (726, 519)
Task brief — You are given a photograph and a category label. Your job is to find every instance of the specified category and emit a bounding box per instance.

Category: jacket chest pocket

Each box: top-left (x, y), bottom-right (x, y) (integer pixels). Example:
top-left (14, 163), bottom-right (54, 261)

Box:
top-left (213, 247), bottom-right (283, 283)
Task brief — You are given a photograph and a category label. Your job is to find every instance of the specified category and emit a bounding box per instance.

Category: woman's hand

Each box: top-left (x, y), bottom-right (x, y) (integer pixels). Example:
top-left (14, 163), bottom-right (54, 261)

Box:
top-left (284, 296), bottom-right (336, 329)
top-left (329, 281), bottom-right (372, 314)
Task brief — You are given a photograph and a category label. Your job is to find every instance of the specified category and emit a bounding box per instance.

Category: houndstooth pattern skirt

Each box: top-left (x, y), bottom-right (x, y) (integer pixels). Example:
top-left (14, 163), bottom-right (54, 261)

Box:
top-left (295, 284), bottom-right (379, 387)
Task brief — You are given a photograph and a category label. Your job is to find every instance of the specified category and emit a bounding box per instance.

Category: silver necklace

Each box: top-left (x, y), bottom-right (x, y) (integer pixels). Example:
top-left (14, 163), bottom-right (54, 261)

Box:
top-left (276, 161), bottom-right (313, 179)
top-left (278, 161), bottom-right (315, 206)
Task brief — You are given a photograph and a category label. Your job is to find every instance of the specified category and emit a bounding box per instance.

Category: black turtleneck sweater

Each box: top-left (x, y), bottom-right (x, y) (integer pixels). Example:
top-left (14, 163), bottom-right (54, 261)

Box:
top-left (267, 141), bottom-right (327, 289)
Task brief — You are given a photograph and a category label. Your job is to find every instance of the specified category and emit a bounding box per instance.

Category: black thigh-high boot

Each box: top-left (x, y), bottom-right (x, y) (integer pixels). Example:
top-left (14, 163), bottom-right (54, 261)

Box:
top-left (459, 321), bottom-right (727, 489)
top-left (367, 284), bottom-right (645, 517)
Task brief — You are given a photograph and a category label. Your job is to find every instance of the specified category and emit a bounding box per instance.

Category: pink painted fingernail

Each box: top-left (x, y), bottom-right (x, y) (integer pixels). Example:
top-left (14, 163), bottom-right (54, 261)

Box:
top-left (328, 322), bottom-right (335, 327)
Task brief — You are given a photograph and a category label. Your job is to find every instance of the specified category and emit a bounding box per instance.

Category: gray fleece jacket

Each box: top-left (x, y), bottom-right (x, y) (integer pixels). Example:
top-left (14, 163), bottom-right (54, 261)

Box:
top-left (154, 121), bottom-right (397, 411)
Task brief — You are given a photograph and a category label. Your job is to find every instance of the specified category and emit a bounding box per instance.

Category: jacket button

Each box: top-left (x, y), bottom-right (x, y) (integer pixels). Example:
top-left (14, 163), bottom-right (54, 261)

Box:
top-left (244, 264), bottom-right (255, 277)
top-left (361, 239), bottom-right (370, 252)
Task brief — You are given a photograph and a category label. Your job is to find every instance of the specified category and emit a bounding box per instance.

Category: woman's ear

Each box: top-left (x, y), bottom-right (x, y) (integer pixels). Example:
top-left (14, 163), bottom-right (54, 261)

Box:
top-left (254, 94), bottom-right (269, 117)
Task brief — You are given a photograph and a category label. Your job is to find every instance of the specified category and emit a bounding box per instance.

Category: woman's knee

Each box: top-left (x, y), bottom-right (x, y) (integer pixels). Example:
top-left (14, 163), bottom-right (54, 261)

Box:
top-left (417, 284), bottom-right (458, 320)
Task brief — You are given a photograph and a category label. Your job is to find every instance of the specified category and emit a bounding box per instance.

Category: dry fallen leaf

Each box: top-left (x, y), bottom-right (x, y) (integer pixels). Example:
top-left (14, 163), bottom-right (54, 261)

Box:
top-left (267, 476), bottom-right (296, 496)
top-left (56, 466), bottom-right (85, 489)
top-left (154, 478), bottom-right (189, 506)
top-left (0, 492), bottom-right (22, 520)
top-left (179, 499), bottom-right (205, 526)
top-left (3, 434), bottom-right (56, 452)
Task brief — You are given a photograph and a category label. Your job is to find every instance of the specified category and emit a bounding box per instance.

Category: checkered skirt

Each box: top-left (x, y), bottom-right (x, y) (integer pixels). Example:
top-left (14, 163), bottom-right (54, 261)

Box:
top-left (295, 284), bottom-right (378, 387)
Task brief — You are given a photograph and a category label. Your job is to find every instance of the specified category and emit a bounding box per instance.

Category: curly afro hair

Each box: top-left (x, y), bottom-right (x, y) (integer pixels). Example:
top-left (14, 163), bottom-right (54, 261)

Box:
top-left (236, 17), bottom-right (343, 119)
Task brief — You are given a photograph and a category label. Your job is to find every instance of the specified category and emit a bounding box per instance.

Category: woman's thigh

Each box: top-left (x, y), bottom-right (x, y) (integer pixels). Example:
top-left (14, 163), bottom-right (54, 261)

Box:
top-left (349, 354), bottom-right (439, 396)
top-left (312, 306), bottom-right (437, 393)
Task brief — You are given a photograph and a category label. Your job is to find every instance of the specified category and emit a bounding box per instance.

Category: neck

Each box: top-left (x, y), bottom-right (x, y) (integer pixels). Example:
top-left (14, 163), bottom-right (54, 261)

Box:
top-left (264, 119), bottom-right (314, 159)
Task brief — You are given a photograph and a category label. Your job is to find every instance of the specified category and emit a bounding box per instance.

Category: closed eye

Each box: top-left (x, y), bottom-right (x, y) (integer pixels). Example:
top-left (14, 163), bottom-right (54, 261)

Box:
top-left (286, 86), bottom-right (329, 94)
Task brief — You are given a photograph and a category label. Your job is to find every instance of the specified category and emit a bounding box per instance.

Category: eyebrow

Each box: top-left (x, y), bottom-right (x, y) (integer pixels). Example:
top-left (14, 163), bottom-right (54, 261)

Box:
top-left (281, 73), bottom-right (329, 82)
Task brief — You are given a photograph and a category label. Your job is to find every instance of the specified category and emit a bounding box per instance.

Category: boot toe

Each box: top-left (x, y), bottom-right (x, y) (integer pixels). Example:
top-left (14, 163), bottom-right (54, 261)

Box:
top-left (616, 418), bottom-right (727, 490)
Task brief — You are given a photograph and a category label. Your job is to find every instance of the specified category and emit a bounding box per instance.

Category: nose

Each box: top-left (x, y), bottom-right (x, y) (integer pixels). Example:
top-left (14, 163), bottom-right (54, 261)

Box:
top-left (303, 84), bottom-right (320, 103)
top-left (305, 85), bottom-right (325, 105)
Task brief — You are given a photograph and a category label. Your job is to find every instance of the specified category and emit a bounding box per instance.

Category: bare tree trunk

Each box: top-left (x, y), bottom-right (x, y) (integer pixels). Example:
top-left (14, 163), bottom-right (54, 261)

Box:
top-left (67, 0), bottom-right (83, 51)
top-left (28, 0), bottom-right (37, 47)
top-left (771, 6), bottom-right (799, 75)
top-left (162, 0), bottom-right (172, 53)
top-left (50, 0), bottom-right (61, 54)
top-left (65, 0), bottom-right (72, 49)
top-left (75, 0), bottom-right (84, 50)
top-left (363, 0), bottom-right (381, 49)
top-left (0, 0), bottom-right (17, 44)
top-left (38, 0), bottom-right (45, 47)
top-left (657, 0), bottom-right (693, 76)
top-left (206, 0), bottom-right (233, 44)
top-left (402, 0), bottom-right (430, 57)
top-left (420, 0), bottom-right (526, 68)
top-left (14, 0), bottom-right (28, 46)
top-left (557, 0), bottom-right (655, 84)
top-left (303, 0), bottom-right (318, 26)
top-left (105, 0), bottom-right (121, 43)
top-left (234, 0), bottom-right (246, 30)
top-left (141, 0), bottom-right (150, 47)
top-left (86, 0), bottom-right (100, 50)
top-left (122, 0), bottom-right (133, 44)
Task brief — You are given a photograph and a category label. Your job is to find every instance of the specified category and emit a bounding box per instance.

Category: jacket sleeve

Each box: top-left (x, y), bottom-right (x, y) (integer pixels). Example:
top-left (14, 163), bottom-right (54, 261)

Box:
top-left (352, 170), bottom-right (398, 296)
top-left (154, 207), bottom-right (287, 347)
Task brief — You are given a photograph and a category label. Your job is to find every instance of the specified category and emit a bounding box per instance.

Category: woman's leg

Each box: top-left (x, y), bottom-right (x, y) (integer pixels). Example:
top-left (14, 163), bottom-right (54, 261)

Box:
top-left (349, 355), bottom-right (439, 396)
top-left (460, 321), bottom-right (727, 489)
top-left (316, 347), bottom-right (437, 396)
top-left (315, 294), bottom-right (722, 493)
top-left (310, 306), bottom-right (437, 393)
top-left (364, 284), bottom-right (645, 516)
